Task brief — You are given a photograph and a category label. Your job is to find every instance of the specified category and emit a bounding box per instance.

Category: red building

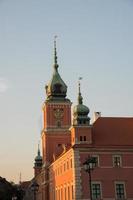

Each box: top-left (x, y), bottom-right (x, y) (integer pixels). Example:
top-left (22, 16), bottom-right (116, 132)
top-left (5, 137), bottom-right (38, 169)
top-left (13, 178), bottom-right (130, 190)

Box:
top-left (33, 41), bottom-right (133, 200)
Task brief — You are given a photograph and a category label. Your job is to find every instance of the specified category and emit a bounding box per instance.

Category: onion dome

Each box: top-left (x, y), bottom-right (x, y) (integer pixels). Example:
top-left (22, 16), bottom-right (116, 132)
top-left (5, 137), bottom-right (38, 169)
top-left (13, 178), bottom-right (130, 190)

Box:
top-left (34, 144), bottom-right (43, 168)
top-left (45, 38), bottom-right (67, 100)
top-left (73, 79), bottom-right (90, 126)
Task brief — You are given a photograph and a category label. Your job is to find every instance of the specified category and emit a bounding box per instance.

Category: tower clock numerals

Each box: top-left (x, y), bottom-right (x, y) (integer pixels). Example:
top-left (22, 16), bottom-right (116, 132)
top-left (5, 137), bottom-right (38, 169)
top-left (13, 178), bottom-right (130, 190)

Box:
top-left (54, 108), bottom-right (64, 119)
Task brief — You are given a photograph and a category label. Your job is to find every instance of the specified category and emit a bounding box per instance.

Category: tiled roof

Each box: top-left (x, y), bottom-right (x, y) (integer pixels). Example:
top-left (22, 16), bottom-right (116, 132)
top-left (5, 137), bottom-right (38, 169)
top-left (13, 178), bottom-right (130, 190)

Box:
top-left (92, 117), bottom-right (133, 146)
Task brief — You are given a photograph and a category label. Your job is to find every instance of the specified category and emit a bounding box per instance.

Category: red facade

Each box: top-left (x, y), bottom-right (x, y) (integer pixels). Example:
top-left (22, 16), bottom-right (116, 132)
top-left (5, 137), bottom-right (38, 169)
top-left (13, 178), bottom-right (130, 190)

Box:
top-left (33, 44), bottom-right (133, 200)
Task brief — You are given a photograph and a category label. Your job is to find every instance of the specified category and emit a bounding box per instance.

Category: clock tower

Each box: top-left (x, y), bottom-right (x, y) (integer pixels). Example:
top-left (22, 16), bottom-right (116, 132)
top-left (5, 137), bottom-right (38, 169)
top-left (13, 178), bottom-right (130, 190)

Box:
top-left (42, 40), bottom-right (72, 164)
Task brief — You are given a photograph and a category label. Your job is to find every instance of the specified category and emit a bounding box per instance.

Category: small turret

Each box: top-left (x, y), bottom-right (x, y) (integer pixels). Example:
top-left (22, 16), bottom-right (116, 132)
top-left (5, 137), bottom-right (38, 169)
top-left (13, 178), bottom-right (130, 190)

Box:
top-left (34, 144), bottom-right (43, 177)
top-left (73, 78), bottom-right (90, 126)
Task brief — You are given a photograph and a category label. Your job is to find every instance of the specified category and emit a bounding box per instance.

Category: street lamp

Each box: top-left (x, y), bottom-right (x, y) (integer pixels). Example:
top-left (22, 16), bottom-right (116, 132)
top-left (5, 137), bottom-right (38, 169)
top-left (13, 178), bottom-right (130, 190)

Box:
top-left (31, 180), bottom-right (39, 200)
top-left (83, 156), bottom-right (96, 200)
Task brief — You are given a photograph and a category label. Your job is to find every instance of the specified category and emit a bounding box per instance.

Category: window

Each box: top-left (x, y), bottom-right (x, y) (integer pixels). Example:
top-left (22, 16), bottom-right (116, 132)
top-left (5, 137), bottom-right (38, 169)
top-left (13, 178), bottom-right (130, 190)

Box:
top-left (84, 136), bottom-right (86, 141)
top-left (80, 136), bottom-right (82, 141)
top-left (64, 163), bottom-right (66, 172)
top-left (70, 158), bottom-right (72, 168)
top-left (115, 183), bottom-right (126, 199)
top-left (60, 166), bottom-right (62, 174)
top-left (64, 187), bottom-right (67, 200)
top-left (61, 188), bottom-right (63, 199)
top-left (58, 189), bottom-right (60, 200)
top-left (71, 185), bottom-right (74, 199)
top-left (80, 136), bottom-right (87, 142)
top-left (68, 186), bottom-right (70, 199)
top-left (67, 161), bottom-right (69, 169)
top-left (53, 189), bottom-right (55, 200)
top-left (113, 155), bottom-right (122, 167)
top-left (92, 183), bottom-right (101, 199)
top-left (55, 189), bottom-right (57, 200)
top-left (91, 156), bottom-right (99, 167)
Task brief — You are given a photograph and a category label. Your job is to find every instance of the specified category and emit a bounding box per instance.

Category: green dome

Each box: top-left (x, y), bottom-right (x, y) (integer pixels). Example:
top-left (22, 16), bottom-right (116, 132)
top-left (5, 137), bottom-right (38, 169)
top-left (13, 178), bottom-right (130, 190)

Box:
top-left (35, 154), bottom-right (42, 161)
top-left (34, 146), bottom-right (43, 168)
top-left (73, 80), bottom-right (90, 126)
top-left (73, 104), bottom-right (89, 116)
top-left (46, 69), bottom-right (67, 99)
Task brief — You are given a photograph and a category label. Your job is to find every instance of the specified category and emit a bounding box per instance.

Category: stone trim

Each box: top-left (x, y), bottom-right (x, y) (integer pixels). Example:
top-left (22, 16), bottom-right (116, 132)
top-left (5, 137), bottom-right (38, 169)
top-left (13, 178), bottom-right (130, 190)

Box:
top-left (73, 149), bottom-right (82, 199)
top-left (80, 149), bottom-right (133, 153)
top-left (77, 198), bottom-right (118, 200)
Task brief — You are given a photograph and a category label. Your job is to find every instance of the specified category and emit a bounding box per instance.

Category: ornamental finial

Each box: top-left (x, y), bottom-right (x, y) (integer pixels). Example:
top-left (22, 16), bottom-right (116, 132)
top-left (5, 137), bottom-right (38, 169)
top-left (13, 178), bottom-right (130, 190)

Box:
top-left (38, 141), bottom-right (40, 156)
top-left (53, 35), bottom-right (59, 71)
top-left (78, 77), bottom-right (83, 104)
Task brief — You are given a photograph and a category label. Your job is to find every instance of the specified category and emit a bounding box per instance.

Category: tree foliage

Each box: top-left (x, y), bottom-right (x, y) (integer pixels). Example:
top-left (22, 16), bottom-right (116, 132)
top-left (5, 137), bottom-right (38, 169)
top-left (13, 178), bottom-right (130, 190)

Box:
top-left (0, 177), bottom-right (24, 200)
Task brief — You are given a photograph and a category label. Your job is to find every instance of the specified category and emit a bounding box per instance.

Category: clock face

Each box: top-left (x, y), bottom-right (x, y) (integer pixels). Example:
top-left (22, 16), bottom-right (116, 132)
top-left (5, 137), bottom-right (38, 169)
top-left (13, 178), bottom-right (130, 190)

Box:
top-left (54, 108), bottom-right (64, 119)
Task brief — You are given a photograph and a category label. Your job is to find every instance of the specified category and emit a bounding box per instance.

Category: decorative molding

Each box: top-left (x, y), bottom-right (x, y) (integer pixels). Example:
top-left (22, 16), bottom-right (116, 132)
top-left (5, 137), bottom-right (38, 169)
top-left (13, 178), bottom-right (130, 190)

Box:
top-left (73, 150), bottom-right (82, 199)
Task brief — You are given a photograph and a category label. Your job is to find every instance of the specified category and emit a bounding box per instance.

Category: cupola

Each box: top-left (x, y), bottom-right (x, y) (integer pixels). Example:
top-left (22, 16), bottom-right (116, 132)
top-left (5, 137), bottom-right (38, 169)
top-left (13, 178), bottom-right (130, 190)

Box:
top-left (34, 144), bottom-right (43, 168)
top-left (73, 79), bottom-right (90, 126)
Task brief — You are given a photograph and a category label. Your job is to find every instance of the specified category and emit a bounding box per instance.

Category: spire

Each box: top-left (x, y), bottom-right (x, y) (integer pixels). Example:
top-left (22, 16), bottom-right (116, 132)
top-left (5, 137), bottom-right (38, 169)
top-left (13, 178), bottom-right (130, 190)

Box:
top-left (78, 77), bottom-right (83, 105)
top-left (73, 77), bottom-right (90, 126)
top-left (53, 36), bottom-right (59, 71)
top-left (34, 142), bottom-right (43, 177)
top-left (45, 38), bottom-right (68, 100)
top-left (34, 142), bottom-right (42, 164)
top-left (37, 142), bottom-right (40, 157)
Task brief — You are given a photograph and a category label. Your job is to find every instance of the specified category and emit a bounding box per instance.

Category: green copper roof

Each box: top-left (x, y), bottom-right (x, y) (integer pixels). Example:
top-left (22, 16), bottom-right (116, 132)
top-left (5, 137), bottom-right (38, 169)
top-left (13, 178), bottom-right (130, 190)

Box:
top-left (35, 144), bottom-right (42, 162)
top-left (45, 38), bottom-right (67, 100)
top-left (73, 80), bottom-right (90, 126)
top-left (73, 80), bottom-right (89, 116)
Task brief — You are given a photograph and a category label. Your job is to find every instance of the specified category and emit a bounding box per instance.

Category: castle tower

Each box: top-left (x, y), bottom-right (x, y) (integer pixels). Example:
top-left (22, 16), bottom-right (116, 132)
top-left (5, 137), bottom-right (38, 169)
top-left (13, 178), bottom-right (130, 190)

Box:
top-left (34, 144), bottom-right (43, 177)
top-left (71, 79), bottom-right (92, 145)
top-left (42, 39), bottom-right (72, 164)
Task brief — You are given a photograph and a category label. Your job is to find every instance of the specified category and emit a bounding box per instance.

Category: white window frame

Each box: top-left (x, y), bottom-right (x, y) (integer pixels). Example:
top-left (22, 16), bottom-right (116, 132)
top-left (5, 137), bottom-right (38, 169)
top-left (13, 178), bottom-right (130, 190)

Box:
top-left (91, 155), bottom-right (100, 168)
top-left (91, 181), bottom-right (102, 200)
top-left (113, 155), bottom-right (122, 167)
top-left (115, 181), bottom-right (126, 200)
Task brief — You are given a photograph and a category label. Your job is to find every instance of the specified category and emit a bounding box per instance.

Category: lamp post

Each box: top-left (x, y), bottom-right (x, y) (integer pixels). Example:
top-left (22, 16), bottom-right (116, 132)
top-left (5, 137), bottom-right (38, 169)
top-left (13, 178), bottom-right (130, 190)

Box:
top-left (83, 156), bottom-right (96, 200)
top-left (31, 180), bottom-right (39, 200)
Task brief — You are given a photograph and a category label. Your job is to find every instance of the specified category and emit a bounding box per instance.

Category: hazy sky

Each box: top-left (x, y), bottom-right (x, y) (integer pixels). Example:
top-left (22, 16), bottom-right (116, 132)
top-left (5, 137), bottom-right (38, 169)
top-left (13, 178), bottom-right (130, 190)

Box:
top-left (0, 0), bottom-right (133, 183)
